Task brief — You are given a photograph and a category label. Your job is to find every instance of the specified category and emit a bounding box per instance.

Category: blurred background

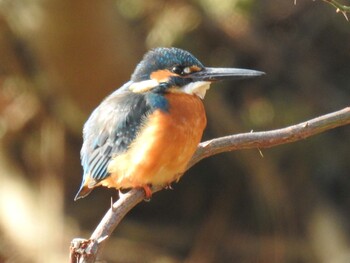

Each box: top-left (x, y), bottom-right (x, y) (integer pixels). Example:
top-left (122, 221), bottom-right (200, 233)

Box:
top-left (0, 0), bottom-right (349, 262)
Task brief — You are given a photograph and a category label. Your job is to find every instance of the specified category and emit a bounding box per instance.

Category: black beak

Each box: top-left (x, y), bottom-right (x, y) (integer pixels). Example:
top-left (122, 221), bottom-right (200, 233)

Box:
top-left (190, 67), bottom-right (265, 82)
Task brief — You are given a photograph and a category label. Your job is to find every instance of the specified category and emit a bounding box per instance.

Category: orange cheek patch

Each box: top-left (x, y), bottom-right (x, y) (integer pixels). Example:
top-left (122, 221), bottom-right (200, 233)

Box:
top-left (150, 69), bottom-right (176, 82)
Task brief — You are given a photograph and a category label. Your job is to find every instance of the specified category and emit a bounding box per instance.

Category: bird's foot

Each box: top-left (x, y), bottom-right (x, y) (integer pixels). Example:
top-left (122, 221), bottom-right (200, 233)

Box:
top-left (164, 184), bottom-right (173, 190)
top-left (143, 185), bottom-right (152, 201)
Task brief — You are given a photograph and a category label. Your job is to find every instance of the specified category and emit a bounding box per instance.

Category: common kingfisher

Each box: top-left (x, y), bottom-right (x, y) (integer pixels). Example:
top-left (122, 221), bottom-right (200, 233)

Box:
top-left (74, 47), bottom-right (264, 200)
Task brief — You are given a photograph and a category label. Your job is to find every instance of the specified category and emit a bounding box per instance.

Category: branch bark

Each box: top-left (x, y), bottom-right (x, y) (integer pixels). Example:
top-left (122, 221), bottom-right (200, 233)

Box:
top-left (70, 107), bottom-right (350, 263)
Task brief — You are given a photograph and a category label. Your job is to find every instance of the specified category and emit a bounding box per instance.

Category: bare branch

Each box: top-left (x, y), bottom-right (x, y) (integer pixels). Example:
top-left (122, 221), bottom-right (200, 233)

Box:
top-left (189, 107), bottom-right (350, 168)
top-left (70, 107), bottom-right (350, 262)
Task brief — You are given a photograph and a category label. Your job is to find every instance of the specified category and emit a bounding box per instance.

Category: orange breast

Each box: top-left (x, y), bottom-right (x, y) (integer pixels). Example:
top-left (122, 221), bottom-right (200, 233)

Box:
top-left (102, 93), bottom-right (206, 189)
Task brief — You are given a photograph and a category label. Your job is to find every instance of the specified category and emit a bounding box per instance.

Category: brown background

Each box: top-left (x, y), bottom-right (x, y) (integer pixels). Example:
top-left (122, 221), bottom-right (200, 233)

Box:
top-left (0, 1), bottom-right (349, 262)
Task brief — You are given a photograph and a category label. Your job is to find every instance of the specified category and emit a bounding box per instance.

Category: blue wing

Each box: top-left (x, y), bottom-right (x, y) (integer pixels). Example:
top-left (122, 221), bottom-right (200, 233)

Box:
top-left (75, 83), bottom-right (150, 199)
top-left (83, 92), bottom-right (151, 180)
top-left (75, 81), bottom-right (170, 200)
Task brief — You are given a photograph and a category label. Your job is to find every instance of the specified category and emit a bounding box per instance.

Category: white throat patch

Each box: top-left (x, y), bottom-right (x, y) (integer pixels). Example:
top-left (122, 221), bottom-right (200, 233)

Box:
top-left (182, 81), bottom-right (211, 99)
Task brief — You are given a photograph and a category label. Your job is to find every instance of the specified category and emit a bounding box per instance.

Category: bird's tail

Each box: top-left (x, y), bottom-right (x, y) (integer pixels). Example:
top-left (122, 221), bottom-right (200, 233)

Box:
top-left (74, 184), bottom-right (93, 201)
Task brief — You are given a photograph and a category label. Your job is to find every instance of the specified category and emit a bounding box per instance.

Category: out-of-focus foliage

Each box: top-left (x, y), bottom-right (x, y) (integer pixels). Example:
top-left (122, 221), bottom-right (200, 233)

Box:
top-left (0, 0), bottom-right (349, 262)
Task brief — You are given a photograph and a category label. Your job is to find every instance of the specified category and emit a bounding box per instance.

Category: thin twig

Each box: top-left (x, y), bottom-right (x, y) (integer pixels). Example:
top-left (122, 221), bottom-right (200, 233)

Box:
top-left (322, 0), bottom-right (350, 12)
top-left (321, 0), bottom-right (350, 20)
top-left (70, 107), bottom-right (350, 262)
top-left (294, 0), bottom-right (350, 21)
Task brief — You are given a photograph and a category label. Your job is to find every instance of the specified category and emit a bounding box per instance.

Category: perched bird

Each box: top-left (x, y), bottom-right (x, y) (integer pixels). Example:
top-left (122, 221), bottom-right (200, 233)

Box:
top-left (74, 47), bottom-right (264, 200)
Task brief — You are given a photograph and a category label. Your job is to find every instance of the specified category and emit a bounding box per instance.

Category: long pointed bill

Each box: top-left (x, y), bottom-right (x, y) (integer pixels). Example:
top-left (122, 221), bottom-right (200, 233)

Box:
top-left (190, 67), bottom-right (265, 82)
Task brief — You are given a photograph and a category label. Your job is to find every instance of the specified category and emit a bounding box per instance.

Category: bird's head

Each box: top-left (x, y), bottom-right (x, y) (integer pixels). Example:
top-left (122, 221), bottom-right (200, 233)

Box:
top-left (129, 47), bottom-right (264, 99)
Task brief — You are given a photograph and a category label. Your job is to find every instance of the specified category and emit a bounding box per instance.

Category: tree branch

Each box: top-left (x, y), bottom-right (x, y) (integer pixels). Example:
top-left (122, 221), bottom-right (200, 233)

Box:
top-left (189, 107), bottom-right (350, 168)
top-left (70, 107), bottom-right (350, 263)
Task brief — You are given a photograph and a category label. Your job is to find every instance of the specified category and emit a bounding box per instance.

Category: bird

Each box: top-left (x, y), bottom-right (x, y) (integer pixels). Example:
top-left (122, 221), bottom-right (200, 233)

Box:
top-left (74, 47), bottom-right (264, 201)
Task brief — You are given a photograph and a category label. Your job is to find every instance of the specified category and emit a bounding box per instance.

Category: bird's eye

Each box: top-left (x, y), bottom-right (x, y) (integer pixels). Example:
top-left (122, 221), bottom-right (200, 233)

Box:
top-left (171, 65), bottom-right (184, 75)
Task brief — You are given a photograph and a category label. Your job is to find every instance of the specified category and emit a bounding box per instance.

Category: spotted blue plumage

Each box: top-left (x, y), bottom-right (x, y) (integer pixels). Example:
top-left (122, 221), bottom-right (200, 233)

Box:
top-left (131, 47), bottom-right (204, 82)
